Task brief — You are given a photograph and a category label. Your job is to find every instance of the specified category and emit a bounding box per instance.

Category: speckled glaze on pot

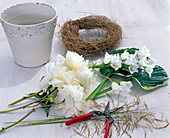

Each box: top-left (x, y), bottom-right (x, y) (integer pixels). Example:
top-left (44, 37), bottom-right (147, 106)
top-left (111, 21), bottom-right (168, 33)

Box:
top-left (0, 3), bottom-right (57, 67)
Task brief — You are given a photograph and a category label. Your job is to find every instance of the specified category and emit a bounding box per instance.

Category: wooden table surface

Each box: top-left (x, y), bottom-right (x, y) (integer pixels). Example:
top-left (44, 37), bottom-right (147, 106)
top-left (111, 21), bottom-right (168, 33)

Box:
top-left (0, 0), bottom-right (170, 137)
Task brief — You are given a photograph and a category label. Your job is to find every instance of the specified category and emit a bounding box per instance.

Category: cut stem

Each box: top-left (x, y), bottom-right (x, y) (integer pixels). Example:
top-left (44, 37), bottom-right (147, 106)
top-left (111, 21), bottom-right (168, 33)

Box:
top-left (0, 102), bottom-right (61, 133)
top-left (0, 108), bottom-right (35, 133)
top-left (94, 87), bottom-right (112, 98)
top-left (0, 88), bottom-right (57, 113)
top-left (86, 69), bottom-right (113, 101)
top-left (8, 90), bottom-right (43, 106)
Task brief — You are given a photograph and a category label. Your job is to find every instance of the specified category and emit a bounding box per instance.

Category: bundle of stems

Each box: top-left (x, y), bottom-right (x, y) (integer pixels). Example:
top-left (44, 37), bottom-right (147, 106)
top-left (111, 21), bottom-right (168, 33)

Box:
top-left (0, 88), bottom-right (60, 133)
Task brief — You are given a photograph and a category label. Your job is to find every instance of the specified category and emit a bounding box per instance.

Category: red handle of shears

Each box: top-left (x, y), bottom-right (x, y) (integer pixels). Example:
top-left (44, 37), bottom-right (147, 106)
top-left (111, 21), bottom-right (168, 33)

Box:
top-left (104, 120), bottom-right (113, 138)
top-left (65, 112), bottom-right (93, 126)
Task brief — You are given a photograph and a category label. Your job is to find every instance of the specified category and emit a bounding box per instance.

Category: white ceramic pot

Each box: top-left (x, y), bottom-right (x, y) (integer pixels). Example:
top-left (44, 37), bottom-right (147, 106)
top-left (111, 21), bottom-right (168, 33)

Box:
top-left (0, 3), bottom-right (57, 67)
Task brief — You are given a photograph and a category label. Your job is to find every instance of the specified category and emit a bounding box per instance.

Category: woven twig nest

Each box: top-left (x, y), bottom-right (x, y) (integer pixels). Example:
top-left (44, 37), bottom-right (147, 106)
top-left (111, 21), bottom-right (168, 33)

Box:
top-left (60, 15), bottom-right (122, 56)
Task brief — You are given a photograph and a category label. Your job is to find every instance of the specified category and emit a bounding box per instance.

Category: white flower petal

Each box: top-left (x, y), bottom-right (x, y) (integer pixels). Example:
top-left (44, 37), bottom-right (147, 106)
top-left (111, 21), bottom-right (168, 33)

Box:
top-left (138, 46), bottom-right (151, 58)
top-left (147, 57), bottom-right (157, 68)
top-left (104, 52), bottom-right (112, 64)
top-left (129, 64), bottom-right (139, 74)
top-left (120, 81), bottom-right (133, 92)
top-left (111, 82), bottom-right (123, 94)
top-left (46, 62), bottom-right (55, 74)
top-left (121, 50), bottom-right (129, 60)
top-left (110, 54), bottom-right (122, 70)
top-left (145, 66), bottom-right (153, 77)
top-left (65, 51), bottom-right (84, 70)
top-left (95, 58), bottom-right (102, 65)
top-left (55, 88), bottom-right (67, 103)
top-left (65, 96), bottom-right (74, 110)
top-left (39, 74), bottom-right (52, 90)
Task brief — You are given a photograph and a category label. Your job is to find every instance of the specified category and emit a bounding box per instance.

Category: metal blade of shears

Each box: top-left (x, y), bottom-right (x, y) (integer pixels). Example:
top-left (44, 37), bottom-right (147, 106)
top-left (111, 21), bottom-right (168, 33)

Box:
top-left (104, 101), bottom-right (110, 115)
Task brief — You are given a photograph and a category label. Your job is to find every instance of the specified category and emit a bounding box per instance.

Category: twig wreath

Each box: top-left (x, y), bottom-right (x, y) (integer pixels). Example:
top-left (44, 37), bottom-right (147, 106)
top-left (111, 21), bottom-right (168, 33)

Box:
top-left (60, 15), bottom-right (122, 56)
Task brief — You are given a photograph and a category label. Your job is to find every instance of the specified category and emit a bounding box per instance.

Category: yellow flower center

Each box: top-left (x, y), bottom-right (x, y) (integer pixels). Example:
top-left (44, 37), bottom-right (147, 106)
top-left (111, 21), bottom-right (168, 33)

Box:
top-left (74, 65), bottom-right (79, 71)
top-left (108, 57), bottom-right (111, 60)
top-left (57, 77), bottom-right (63, 80)
top-left (132, 67), bottom-right (136, 70)
top-left (113, 63), bottom-right (118, 66)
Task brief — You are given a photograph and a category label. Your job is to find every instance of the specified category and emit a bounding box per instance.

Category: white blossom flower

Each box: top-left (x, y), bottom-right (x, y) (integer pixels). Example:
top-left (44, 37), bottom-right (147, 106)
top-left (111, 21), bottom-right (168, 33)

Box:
top-left (94, 58), bottom-right (102, 65)
top-left (111, 82), bottom-right (123, 94)
top-left (129, 64), bottom-right (139, 74)
top-left (104, 52), bottom-right (112, 64)
top-left (137, 45), bottom-right (151, 58)
top-left (121, 50), bottom-right (130, 60)
top-left (120, 81), bottom-right (133, 92)
top-left (110, 54), bottom-right (122, 70)
top-left (147, 57), bottom-right (157, 68)
top-left (138, 57), bottom-right (148, 67)
top-left (124, 53), bottom-right (138, 66)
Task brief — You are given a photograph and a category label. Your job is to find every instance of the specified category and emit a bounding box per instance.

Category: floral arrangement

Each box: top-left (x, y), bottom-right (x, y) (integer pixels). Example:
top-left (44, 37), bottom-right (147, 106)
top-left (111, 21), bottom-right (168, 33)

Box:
top-left (86, 46), bottom-right (168, 100)
top-left (0, 46), bottom-right (169, 136)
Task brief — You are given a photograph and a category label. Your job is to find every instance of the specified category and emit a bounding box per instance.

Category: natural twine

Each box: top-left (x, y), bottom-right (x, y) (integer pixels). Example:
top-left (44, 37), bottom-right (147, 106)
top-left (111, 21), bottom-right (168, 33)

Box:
top-left (60, 15), bottom-right (122, 56)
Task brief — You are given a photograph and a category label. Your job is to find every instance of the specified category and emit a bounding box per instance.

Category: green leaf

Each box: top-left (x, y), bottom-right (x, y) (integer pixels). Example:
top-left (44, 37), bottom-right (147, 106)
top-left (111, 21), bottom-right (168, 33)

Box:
top-left (40, 102), bottom-right (51, 117)
top-left (131, 65), bottom-right (169, 90)
top-left (100, 67), bottom-right (113, 75)
top-left (110, 48), bottom-right (139, 55)
top-left (44, 106), bottom-right (51, 117)
top-left (46, 85), bottom-right (53, 93)
top-left (40, 76), bottom-right (45, 81)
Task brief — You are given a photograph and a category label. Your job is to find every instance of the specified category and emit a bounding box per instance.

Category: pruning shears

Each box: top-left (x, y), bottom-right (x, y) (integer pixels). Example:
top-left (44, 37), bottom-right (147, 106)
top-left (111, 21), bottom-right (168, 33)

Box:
top-left (65, 102), bottom-right (122, 138)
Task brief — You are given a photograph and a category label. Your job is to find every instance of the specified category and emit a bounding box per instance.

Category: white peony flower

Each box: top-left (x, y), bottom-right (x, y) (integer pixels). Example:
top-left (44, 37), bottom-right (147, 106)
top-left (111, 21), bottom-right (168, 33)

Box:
top-left (55, 88), bottom-right (67, 103)
top-left (110, 54), bottom-right (122, 70)
top-left (39, 74), bottom-right (52, 90)
top-left (121, 50), bottom-right (130, 60)
top-left (74, 63), bottom-right (93, 89)
top-left (64, 96), bottom-right (78, 117)
top-left (40, 61), bottom-right (79, 90)
top-left (65, 51), bottom-right (84, 71)
top-left (120, 81), bottom-right (133, 92)
top-left (55, 84), bottom-right (85, 117)
top-left (104, 52), bottom-right (112, 64)
top-left (111, 82), bottom-right (123, 94)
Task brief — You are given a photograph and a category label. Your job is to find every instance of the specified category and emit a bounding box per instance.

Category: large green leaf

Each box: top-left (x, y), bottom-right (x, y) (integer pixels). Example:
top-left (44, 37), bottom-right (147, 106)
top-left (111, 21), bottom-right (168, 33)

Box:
top-left (131, 65), bottom-right (168, 90)
top-left (110, 47), bottom-right (139, 55)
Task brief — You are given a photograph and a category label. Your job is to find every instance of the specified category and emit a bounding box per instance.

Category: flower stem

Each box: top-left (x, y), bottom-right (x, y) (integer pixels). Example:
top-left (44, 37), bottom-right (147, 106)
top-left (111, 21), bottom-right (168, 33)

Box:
top-left (0, 88), bottom-right (57, 113)
top-left (0, 108), bottom-right (35, 133)
top-left (89, 64), bottom-right (111, 69)
top-left (17, 121), bottom-right (67, 127)
top-left (86, 69), bottom-right (114, 101)
top-left (94, 87), bottom-right (112, 98)
top-left (0, 102), bottom-right (62, 133)
top-left (8, 90), bottom-right (43, 106)
top-left (5, 117), bottom-right (73, 124)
